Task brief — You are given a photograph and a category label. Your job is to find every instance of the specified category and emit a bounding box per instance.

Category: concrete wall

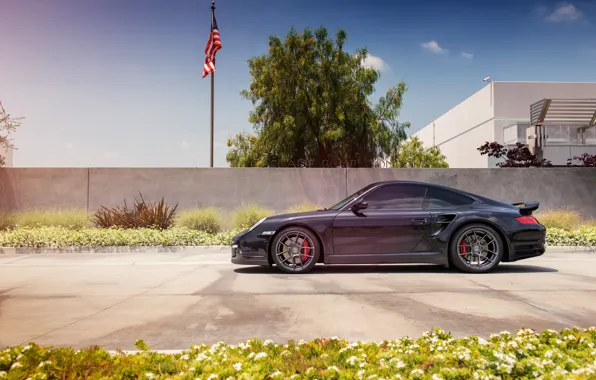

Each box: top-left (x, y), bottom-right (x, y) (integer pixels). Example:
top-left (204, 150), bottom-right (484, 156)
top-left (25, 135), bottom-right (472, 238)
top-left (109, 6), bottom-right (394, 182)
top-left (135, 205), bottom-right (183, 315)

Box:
top-left (2, 167), bottom-right (596, 217)
top-left (0, 168), bottom-right (88, 212)
top-left (1, 147), bottom-right (12, 168)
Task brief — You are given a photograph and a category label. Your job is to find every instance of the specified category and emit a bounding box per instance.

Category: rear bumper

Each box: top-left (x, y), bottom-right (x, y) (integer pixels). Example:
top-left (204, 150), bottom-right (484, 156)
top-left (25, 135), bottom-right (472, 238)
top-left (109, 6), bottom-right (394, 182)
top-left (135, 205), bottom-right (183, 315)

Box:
top-left (505, 228), bottom-right (546, 262)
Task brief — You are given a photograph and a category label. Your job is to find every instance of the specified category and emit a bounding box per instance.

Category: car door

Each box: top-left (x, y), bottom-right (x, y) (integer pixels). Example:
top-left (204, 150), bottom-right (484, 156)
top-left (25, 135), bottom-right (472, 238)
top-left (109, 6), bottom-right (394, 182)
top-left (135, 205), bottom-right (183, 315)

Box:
top-left (331, 184), bottom-right (431, 261)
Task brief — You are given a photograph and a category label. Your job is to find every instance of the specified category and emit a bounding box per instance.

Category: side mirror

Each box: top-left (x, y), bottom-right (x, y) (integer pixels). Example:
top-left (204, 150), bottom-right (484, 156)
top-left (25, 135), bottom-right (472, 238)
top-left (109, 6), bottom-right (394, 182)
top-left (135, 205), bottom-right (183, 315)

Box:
top-left (351, 201), bottom-right (368, 212)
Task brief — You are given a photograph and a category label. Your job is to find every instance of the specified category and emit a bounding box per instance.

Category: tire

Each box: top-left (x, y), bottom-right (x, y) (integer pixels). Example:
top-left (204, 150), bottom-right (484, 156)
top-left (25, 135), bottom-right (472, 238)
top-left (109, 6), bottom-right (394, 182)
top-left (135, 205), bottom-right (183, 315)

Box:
top-left (449, 223), bottom-right (504, 274)
top-left (270, 226), bottom-right (321, 274)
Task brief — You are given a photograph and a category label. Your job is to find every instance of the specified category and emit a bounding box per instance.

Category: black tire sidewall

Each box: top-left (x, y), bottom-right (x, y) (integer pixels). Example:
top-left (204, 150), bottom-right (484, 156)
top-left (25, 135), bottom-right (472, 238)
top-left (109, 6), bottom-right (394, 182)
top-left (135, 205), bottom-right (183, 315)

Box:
top-left (271, 226), bottom-right (320, 274)
top-left (449, 223), bottom-right (504, 273)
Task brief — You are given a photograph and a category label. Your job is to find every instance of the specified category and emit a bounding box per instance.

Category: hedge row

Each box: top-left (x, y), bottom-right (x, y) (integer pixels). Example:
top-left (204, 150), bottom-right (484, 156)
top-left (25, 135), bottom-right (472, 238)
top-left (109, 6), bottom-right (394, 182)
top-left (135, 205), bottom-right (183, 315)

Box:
top-left (1, 328), bottom-right (596, 379)
top-left (0, 226), bottom-right (595, 248)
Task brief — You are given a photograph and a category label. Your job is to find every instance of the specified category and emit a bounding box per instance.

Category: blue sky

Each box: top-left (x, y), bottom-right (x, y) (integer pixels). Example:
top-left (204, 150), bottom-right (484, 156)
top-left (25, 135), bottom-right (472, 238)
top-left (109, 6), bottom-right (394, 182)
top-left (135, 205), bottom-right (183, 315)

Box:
top-left (1, 0), bottom-right (595, 167)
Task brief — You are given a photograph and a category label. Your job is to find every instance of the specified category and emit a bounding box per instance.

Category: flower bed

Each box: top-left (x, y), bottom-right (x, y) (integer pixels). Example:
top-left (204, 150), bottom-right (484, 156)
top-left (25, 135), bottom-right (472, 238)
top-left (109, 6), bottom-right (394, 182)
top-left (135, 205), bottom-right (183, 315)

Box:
top-left (1, 328), bottom-right (596, 379)
top-left (0, 227), bottom-right (242, 248)
top-left (1, 226), bottom-right (595, 248)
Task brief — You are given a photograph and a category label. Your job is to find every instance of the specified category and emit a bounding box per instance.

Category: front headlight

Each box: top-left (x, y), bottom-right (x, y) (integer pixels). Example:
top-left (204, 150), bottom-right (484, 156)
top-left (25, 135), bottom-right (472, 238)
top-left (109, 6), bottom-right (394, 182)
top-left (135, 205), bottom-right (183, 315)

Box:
top-left (247, 217), bottom-right (266, 232)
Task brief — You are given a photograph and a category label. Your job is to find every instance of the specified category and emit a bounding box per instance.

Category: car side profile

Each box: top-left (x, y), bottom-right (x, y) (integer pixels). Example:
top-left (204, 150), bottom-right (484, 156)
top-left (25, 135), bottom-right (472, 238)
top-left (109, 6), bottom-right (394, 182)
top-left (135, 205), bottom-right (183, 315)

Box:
top-left (231, 180), bottom-right (547, 274)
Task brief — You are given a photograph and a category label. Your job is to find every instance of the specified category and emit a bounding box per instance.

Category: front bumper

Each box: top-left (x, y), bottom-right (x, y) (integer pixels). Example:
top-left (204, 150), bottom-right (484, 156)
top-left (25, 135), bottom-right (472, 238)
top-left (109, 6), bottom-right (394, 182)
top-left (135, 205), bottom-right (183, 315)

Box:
top-left (230, 229), bottom-right (270, 266)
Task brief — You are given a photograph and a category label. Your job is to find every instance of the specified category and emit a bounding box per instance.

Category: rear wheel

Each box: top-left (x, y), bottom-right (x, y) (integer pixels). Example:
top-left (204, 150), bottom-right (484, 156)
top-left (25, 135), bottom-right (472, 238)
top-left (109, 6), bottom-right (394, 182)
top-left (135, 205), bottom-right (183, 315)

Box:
top-left (270, 227), bottom-right (320, 274)
top-left (449, 223), bottom-right (504, 273)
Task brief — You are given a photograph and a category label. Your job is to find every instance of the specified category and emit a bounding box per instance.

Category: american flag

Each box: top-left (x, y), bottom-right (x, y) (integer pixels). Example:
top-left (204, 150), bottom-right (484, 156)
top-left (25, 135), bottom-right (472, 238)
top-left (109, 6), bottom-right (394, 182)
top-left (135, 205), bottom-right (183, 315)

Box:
top-left (202, 9), bottom-right (222, 78)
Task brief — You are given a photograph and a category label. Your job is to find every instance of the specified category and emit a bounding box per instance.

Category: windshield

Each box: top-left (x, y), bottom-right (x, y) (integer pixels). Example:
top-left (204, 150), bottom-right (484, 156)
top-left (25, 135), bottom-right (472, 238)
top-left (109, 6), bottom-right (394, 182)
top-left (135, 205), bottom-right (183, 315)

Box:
top-left (328, 184), bottom-right (376, 210)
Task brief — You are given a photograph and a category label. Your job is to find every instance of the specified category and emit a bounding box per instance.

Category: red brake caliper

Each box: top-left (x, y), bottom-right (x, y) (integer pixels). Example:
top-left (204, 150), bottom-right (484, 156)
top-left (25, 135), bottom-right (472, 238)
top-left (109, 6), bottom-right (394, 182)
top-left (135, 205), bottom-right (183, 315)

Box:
top-left (459, 239), bottom-right (468, 256)
top-left (301, 239), bottom-right (310, 262)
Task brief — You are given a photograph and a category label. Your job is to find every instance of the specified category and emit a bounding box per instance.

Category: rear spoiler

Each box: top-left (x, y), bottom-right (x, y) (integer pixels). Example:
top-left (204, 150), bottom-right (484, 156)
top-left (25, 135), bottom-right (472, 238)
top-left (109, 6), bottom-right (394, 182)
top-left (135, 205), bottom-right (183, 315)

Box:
top-left (511, 201), bottom-right (540, 216)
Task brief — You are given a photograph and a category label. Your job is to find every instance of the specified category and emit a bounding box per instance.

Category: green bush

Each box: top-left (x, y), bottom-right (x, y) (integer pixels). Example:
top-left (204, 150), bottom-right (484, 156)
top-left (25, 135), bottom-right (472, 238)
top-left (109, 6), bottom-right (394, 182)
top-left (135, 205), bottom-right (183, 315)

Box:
top-left (176, 207), bottom-right (225, 234)
top-left (0, 212), bottom-right (16, 231)
top-left (92, 194), bottom-right (178, 230)
top-left (0, 226), bottom-right (239, 248)
top-left (1, 327), bottom-right (596, 379)
top-left (546, 226), bottom-right (596, 247)
top-left (232, 204), bottom-right (274, 230)
top-left (286, 202), bottom-right (324, 214)
top-left (13, 208), bottom-right (90, 229)
top-left (1, 226), bottom-right (595, 248)
top-left (535, 209), bottom-right (582, 231)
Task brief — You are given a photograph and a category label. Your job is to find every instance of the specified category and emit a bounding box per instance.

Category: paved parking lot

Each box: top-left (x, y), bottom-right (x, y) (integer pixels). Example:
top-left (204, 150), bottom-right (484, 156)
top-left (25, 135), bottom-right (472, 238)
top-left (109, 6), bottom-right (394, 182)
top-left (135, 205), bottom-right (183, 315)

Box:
top-left (1, 249), bottom-right (595, 350)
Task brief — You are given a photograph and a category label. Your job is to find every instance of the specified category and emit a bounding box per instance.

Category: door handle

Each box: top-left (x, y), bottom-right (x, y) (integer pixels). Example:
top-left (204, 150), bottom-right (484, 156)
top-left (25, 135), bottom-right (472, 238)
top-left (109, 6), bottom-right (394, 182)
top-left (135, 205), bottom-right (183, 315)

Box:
top-left (411, 218), bottom-right (428, 225)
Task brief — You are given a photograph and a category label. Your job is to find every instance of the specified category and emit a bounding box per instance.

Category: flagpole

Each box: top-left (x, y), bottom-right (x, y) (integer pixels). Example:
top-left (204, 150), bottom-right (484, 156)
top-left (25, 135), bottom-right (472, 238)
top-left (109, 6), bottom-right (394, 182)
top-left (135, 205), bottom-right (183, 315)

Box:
top-left (209, 0), bottom-right (215, 168)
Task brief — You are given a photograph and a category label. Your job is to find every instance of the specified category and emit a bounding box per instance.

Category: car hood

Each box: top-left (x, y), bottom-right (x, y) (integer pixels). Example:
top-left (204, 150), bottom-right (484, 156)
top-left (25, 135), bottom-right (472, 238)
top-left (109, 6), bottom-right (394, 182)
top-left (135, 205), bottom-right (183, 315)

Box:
top-left (266, 209), bottom-right (339, 222)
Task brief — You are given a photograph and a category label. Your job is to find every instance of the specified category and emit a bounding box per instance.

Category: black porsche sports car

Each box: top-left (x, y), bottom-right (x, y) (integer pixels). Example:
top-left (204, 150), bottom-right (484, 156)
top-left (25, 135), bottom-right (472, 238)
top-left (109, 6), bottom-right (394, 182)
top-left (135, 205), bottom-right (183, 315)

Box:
top-left (231, 180), bottom-right (547, 274)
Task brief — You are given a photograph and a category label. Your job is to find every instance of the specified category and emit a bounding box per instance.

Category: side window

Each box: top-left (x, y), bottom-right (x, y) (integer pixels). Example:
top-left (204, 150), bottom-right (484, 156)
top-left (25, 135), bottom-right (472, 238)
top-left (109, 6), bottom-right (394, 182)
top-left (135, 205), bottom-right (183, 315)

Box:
top-left (425, 187), bottom-right (475, 209)
top-left (363, 185), bottom-right (427, 210)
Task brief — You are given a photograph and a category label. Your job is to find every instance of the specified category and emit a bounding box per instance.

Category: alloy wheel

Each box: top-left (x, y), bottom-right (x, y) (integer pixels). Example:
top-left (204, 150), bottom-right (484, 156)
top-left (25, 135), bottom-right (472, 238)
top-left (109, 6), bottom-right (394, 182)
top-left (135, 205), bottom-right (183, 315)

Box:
top-left (274, 230), bottom-right (316, 273)
top-left (455, 227), bottom-right (501, 271)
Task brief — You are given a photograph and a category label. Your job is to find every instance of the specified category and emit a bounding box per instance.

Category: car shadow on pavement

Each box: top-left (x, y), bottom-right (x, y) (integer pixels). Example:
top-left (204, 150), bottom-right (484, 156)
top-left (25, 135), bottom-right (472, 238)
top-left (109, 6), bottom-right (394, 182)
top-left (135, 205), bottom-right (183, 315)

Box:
top-left (234, 264), bottom-right (557, 275)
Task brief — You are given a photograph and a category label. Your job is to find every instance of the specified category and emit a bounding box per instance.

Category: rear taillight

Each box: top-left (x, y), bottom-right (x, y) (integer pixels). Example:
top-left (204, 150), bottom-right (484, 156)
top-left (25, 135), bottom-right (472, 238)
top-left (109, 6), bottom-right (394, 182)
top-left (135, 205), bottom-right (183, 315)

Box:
top-left (516, 216), bottom-right (539, 224)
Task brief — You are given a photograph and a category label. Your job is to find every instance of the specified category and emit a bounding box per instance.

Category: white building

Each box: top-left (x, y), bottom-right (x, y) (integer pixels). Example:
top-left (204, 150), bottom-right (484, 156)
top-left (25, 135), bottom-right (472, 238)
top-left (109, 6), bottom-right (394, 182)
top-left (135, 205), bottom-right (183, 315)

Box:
top-left (414, 81), bottom-right (596, 167)
top-left (1, 147), bottom-right (13, 167)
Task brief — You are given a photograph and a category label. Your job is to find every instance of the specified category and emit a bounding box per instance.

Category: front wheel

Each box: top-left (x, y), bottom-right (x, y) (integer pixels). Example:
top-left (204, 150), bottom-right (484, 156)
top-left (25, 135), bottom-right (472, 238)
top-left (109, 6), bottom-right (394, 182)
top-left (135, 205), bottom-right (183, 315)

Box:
top-left (449, 223), bottom-right (504, 273)
top-left (270, 227), bottom-right (320, 274)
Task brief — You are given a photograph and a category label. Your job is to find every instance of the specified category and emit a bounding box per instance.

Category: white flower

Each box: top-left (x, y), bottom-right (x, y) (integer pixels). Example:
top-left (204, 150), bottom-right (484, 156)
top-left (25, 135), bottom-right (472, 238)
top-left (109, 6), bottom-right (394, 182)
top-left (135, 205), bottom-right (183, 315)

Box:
top-left (233, 362), bottom-right (242, 371)
top-left (544, 350), bottom-right (553, 358)
top-left (477, 338), bottom-right (489, 345)
top-left (432, 375), bottom-right (443, 380)
top-left (11, 362), bottom-right (22, 369)
top-left (145, 373), bottom-right (154, 379)
top-left (263, 339), bottom-right (275, 346)
top-left (346, 356), bottom-right (358, 365)
top-left (0, 372), bottom-right (7, 378)
top-left (327, 366), bottom-right (339, 372)
top-left (411, 368), bottom-right (424, 377)
top-left (254, 352), bottom-right (267, 360)
top-left (270, 371), bottom-right (282, 378)
top-left (207, 375), bottom-right (218, 380)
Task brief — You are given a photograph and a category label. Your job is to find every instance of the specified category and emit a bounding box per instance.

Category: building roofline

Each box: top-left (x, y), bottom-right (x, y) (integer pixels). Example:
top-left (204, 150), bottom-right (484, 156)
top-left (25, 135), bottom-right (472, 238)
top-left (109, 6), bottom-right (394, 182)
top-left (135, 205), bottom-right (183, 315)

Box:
top-left (491, 81), bottom-right (596, 84)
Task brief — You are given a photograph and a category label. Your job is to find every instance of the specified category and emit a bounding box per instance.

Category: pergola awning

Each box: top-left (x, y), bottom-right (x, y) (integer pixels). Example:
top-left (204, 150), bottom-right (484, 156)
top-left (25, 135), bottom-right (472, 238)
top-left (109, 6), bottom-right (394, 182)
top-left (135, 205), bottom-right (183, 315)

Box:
top-left (530, 98), bottom-right (596, 130)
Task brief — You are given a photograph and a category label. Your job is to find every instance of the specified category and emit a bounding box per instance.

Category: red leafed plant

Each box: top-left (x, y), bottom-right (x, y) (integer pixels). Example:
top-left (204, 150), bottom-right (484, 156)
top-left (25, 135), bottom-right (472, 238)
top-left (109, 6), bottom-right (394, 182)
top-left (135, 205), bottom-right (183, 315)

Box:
top-left (477, 142), bottom-right (552, 167)
top-left (567, 153), bottom-right (596, 167)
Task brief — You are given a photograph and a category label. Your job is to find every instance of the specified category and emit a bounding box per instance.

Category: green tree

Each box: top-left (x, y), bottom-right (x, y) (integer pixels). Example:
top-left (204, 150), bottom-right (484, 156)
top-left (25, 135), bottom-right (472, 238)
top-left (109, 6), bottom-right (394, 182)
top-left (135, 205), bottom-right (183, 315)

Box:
top-left (227, 26), bottom-right (410, 167)
top-left (391, 136), bottom-right (449, 168)
top-left (0, 101), bottom-right (23, 167)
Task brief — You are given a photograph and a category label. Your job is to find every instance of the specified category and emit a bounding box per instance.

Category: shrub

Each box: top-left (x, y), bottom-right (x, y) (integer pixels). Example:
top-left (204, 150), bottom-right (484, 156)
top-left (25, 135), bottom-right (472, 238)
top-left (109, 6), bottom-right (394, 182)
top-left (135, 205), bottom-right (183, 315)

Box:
top-left (0, 226), bottom-right (240, 248)
top-left (0, 212), bottom-right (16, 230)
top-left (232, 204), bottom-right (274, 230)
top-left (92, 194), bottom-right (178, 230)
top-left (1, 226), bottom-right (595, 248)
top-left (285, 201), bottom-right (324, 214)
top-left (1, 327), bottom-right (596, 379)
top-left (176, 207), bottom-right (224, 234)
top-left (13, 208), bottom-right (90, 229)
top-left (546, 226), bottom-right (596, 247)
top-left (535, 209), bottom-right (582, 231)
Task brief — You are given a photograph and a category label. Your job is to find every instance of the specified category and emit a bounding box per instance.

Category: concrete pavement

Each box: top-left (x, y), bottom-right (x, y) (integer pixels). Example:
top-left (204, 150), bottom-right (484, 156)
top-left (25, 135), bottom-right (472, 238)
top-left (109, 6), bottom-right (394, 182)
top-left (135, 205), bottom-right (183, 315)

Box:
top-left (1, 249), bottom-right (595, 350)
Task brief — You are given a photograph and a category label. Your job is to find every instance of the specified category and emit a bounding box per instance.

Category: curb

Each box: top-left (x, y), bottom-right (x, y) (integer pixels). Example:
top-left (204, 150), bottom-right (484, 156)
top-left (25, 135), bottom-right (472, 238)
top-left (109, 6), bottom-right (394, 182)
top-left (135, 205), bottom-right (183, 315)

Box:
top-left (0, 246), bottom-right (229, 255)
top-left (1, 245), bottom-right (594, 255)
top-left (544, 246), bottom-right (596, 253)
